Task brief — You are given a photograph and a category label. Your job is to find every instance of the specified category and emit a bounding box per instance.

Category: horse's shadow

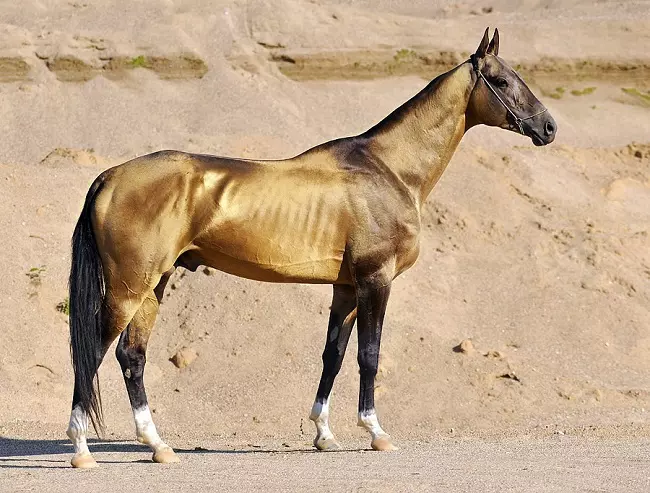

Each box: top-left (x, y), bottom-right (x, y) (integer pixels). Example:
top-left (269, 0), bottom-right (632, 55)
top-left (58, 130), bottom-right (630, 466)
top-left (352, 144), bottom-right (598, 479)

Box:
top-left (0, 438), bottom-right (146, 469)
top-left (0, 437), bottom-right (139, 457)
top-left (0, 437), bottom-right (350, 469)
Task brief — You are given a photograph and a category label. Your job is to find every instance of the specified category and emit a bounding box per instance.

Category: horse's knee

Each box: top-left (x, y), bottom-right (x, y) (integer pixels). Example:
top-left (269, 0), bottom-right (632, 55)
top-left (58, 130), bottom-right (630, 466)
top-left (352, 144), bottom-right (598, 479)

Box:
top-left (357, 347), bottom-right (379, 378)
top-left (115, 335), bottom-right (146, 379)
top-left (322, 344), bottom-right (344, 371)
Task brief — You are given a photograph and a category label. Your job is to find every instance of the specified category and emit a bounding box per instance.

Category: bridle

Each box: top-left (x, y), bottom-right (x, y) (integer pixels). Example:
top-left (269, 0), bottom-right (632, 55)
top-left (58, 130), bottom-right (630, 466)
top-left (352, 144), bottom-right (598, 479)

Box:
top-left (470, 54), bottom-right (547, 135)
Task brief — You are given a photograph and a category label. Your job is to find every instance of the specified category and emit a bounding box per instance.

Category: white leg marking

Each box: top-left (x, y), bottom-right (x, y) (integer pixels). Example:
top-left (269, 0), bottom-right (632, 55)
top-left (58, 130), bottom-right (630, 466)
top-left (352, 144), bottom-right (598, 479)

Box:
top-left (357, 409), bottom-right (389, 441)
top-left (66, 405), bottom-right (90, 456)
top-left (133, 405), bottom-right (179, 463)
top-left (134, 405), bottom-right (168, 452)
top-left (309, 398), bottom-right (334, 441)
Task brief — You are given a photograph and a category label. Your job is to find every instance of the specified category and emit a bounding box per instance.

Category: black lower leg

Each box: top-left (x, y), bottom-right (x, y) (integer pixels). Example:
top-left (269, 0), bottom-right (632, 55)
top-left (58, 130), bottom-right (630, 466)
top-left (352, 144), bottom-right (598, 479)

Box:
top-left (115, 327), bottom-right (148, 411)
top-left (356, 281), bottom-right (391, 415)
top-left (115, 281), bottom-right (165, 415)
top-left (315, 285), bottom-right (357, 402)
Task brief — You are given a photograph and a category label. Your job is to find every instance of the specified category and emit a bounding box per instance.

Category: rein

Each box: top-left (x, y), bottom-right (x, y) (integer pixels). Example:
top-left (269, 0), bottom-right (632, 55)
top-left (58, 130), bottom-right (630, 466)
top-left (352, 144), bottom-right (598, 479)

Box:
top-left (470, 54), bottom-right (547, 135)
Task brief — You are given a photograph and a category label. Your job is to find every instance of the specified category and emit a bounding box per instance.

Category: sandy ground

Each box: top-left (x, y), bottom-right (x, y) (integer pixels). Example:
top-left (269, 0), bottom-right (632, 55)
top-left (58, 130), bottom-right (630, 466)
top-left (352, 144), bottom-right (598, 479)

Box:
top-left (2, 438), bottom-right (650, 493)
top-left (0, 0), bottom-right (649, 490)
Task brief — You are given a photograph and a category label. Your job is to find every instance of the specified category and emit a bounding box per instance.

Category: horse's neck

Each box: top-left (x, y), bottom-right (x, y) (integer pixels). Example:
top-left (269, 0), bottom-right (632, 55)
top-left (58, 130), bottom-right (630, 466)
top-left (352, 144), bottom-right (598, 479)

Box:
top-left (366, 62), bottom-right (474, 209)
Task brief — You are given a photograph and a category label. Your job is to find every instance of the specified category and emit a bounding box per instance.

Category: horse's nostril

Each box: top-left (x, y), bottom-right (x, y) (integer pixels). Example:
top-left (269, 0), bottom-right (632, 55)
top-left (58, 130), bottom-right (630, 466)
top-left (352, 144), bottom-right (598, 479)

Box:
top-left (545, 120), bottom-right (555, 136)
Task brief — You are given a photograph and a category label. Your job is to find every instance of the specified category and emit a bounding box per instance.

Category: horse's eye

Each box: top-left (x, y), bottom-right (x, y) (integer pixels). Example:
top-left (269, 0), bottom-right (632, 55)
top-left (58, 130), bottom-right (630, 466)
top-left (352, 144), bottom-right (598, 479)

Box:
top-left (495, 78), bottom-right (508, 89)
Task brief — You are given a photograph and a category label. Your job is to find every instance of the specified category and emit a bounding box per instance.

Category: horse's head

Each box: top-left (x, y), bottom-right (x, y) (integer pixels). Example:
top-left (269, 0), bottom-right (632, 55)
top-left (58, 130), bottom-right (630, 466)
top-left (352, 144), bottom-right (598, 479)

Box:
top-left (466, 28), bottom-right (556, 146)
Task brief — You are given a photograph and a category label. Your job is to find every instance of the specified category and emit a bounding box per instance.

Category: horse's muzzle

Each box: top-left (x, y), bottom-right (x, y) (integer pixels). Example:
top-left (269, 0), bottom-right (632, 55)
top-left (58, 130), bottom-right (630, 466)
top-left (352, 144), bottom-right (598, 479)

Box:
top-left (529, 114), bottom-right (557, 146)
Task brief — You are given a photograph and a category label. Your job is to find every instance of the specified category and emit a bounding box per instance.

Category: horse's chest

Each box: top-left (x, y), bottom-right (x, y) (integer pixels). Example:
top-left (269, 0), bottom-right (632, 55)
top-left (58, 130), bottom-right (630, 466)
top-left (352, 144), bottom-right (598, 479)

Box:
top-left (394, 229), bottom-right (421, 276)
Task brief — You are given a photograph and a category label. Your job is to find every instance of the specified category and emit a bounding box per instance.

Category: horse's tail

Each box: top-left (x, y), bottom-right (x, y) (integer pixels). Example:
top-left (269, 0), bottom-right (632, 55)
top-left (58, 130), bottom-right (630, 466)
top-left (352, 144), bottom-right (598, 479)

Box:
top-left (69, 177), bottom-right (106, 435)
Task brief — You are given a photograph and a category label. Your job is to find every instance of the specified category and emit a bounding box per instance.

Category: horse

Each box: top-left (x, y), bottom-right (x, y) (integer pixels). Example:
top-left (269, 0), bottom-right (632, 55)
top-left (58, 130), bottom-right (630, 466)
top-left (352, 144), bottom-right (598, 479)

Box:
top-left (66, 28), bottom-right (556, 468)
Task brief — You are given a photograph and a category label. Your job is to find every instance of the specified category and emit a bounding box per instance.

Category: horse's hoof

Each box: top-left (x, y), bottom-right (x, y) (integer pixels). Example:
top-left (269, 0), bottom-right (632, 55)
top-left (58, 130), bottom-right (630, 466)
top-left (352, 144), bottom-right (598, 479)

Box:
top-left (371, 436), bottom-right (399, 451)
top-left (71, 453), bottom-right (98, 469)
top-left (152, 447), bottom-right (180, 464)
top-left (314, 436), bottom-right (342, 451)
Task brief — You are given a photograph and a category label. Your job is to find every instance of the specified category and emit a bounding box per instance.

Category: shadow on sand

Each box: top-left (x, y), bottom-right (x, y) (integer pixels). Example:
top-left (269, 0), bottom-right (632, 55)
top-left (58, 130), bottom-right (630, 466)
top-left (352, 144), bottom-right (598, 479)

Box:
top-left (0, 437), bottom-right (360, 469)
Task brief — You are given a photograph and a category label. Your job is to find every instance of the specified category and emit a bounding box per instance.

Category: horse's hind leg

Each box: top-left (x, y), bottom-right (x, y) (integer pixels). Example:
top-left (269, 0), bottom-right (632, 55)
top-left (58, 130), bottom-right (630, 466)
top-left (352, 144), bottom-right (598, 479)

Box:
top-left (115, 269), bottom-right (179, 464)
top-left (67, 293), bottom-right (142, 468)
top-left (309, 285), bottom-right (357, 451)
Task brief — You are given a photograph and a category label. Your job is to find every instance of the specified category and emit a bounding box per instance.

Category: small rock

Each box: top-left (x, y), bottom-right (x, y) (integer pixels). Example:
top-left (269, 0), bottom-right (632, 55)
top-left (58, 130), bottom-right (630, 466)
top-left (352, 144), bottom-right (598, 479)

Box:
top-left (453, 339), bottom-right (475, 354)
top-left (202, 267), bottom-right (214, 276)
top-left (485, 350), bottom-right (505, 359)
top-left (169, 347), bottom-right (198, 368)
top-left (498, 372), bottom-right (521, 383)
top-left (634, 150), bottom-right (643, 159)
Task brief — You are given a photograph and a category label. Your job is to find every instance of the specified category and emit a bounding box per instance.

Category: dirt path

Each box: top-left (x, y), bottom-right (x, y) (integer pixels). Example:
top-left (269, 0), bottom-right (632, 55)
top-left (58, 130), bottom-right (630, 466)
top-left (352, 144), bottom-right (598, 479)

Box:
top-left (2, 438), bottom-right (649, 492)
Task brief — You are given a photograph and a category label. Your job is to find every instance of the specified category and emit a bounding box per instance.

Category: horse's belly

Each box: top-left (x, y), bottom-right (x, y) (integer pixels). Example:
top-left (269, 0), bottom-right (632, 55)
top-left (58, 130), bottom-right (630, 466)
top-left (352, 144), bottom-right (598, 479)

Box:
top-left (199, 249), bottom-right (345, 283)
top-left (192, 168), bottom-right (351, 283)
top-left (192, 222), bottom-right (348, 284)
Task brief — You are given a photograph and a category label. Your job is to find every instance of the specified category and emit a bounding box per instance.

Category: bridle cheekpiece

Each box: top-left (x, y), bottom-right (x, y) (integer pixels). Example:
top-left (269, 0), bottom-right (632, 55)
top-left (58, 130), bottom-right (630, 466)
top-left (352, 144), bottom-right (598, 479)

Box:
top-left (470, 54), bottom-right (547, 135)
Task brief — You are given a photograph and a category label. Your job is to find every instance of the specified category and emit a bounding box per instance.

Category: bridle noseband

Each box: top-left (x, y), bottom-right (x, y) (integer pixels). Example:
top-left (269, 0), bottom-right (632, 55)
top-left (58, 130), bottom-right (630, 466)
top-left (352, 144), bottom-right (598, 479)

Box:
top-left (470, 54), bottom-right (547, 135)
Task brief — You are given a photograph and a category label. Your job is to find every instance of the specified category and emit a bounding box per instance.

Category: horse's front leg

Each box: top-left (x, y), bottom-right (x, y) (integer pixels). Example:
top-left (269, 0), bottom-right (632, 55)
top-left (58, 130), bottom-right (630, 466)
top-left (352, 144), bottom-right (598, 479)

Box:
top-left (309, 285), bottom-right (357, 450)
top-left (355, 276), bottom-right (398, 451)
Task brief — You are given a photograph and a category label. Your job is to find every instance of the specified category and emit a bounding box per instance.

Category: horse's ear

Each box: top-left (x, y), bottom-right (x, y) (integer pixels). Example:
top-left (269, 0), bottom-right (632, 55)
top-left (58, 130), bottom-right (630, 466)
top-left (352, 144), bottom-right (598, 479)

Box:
top-left (487, 28), bottom-right (499, 56)
top-left (475, 27), bottom-right (490, 58)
